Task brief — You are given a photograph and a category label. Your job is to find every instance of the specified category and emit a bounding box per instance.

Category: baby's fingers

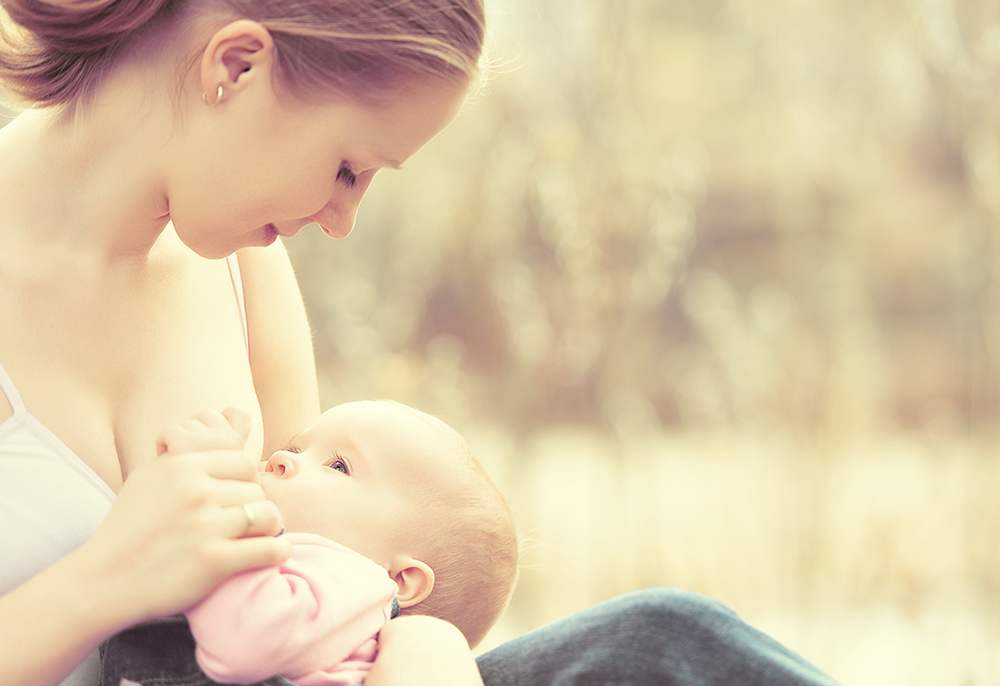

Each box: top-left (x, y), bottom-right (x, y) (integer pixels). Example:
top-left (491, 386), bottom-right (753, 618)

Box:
top-left (158, 410), bottom-right (250, 456)
top-left (189, 409), bottom-right (233, 431)
top-left (222, 407), bottom-right (252, 444)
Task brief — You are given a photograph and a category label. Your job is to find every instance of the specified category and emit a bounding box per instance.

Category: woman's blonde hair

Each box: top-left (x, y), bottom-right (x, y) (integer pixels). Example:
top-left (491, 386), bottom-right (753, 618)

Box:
top-left (0, 0), bottom-right (485, 106)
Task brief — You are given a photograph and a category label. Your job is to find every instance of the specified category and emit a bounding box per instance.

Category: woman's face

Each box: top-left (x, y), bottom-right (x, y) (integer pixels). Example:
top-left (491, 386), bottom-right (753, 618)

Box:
top-left (168, 78), bottom-right (468, 258)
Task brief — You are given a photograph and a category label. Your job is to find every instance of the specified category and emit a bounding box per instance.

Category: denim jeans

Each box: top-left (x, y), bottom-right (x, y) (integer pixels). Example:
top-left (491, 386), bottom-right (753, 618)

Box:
top-left (98, 614), bottom-right (298, 686)
top-left (476, 588), bottom-right (841, 686)
top-left (101, 587), bottom-right (839, 686)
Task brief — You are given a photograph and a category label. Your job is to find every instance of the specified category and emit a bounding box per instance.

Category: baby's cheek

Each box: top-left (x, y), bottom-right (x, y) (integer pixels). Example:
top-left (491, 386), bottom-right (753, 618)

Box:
top-left (265, 494), bottom-right (304, 532)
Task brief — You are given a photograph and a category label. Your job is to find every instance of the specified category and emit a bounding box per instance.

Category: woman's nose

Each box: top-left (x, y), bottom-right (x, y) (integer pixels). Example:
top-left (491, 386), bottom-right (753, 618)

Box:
top-left (266, 451), bottom-right (297, 477)
top-left (311, 204), bottom-right (357, 239)
top-left (311, 169), bottom-right (377, 239)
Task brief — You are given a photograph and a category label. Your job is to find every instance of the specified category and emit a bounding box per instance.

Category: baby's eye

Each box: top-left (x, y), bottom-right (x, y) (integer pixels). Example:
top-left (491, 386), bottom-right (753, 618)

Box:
top-left (326, 456), bottom-right (349, 475)
top-left (336, 163), bottom-right (357, 188)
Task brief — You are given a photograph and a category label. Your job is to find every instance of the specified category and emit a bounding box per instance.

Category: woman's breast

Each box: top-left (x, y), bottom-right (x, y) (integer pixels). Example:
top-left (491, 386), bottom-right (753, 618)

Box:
top-left (0, 247), bottom-right (263, 490)
top-left (108, 262), bottom-right (265, 479)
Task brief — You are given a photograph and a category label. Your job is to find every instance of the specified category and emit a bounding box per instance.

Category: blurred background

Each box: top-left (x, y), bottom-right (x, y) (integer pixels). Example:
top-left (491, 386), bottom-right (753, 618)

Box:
top-left (3, 0), bottom-right (995, 683)
top-left (286, 1), bottom-right (1000, 684)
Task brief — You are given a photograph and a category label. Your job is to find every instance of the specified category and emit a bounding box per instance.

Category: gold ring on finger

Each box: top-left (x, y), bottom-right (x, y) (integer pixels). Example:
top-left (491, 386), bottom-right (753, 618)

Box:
top-left (242, 502), bottom-right (256, 534)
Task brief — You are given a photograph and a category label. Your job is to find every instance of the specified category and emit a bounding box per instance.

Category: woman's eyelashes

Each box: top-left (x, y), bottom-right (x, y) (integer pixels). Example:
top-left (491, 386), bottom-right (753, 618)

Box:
top-left (336, 163), bottom-right (357, 188)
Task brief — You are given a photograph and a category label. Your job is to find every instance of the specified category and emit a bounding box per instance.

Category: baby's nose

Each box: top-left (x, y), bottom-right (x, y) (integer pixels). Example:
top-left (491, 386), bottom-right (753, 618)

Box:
top-left (266, 452), bottom-right (296, 477)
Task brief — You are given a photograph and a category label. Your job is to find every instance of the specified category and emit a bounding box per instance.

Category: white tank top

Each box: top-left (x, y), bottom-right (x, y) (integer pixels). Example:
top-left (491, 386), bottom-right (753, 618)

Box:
top-left (0, 359), bottom-right (114, 686)
top-left (0, 253), bottom-right (248, 686)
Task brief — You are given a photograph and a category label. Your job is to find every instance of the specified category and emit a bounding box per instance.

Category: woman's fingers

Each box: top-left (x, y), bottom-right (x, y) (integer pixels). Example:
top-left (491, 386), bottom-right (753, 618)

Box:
top-left (232, 500), bottom-right (283, 538)
top-left (156, 450), bottom-right (284, 535)
top-left (160, 456), bottom-right (283, 536)
top-left (215, 535), bottom-right (293, 578)
top-left (169, 449), bottom-right (259, 482)
top-left (170, 454), bottom-right (283, 536)
top-left (88, 448), bottom-right (290, 623)
top-left (210, 478), bottom-right (265, 506)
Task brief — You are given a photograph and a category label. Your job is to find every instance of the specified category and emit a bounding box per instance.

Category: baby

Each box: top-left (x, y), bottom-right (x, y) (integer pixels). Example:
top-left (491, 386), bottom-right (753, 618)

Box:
top-left (156, 400), bottom-right (518, 686)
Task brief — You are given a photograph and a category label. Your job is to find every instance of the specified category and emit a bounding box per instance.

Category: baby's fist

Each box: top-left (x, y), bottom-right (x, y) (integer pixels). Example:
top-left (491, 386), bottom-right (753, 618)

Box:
top-left (156, 407), bottom-right (251, 456)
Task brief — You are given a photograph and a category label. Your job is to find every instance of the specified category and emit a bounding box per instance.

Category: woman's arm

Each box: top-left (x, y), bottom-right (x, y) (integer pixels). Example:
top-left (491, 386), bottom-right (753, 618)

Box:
top-left (237, 243), bottom-right (321, 458)
top-left (366, 616), bottom-right (485, 686)
top-left (0, 543), bottom-right (127, 686)
top-left (238, 245), bottom-right (483, 686)
top-left (0, 448), bottom-right (290, 686)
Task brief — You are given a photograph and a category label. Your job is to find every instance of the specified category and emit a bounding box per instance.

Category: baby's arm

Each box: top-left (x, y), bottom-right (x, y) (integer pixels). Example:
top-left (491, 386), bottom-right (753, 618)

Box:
top-left (368, 616), bottom-right (484, 686)
top-left (187, 535), bottom-right (396, 684)
top-left (156, 407), bottom-right (252, 456)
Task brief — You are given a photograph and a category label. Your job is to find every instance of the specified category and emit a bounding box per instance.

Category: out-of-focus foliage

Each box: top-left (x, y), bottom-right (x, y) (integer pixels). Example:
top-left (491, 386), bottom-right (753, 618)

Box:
top-left (285, 1), bottom-right (1000, 683)
top-left (2, 0), bottom-right (998, 682)
top-left (292, 0), bottom-right (1000, 443)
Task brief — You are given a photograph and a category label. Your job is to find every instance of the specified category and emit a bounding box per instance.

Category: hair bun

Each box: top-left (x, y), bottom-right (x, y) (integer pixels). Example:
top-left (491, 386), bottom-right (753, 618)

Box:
top-left (0, 0), bottom-right (176, 104)
top-left (2, 0), bottom-right (170, 54)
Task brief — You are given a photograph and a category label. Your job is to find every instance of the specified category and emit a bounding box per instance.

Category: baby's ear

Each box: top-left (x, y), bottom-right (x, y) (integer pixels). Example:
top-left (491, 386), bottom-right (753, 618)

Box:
top-left (389, 557), bottom-right (435, 609)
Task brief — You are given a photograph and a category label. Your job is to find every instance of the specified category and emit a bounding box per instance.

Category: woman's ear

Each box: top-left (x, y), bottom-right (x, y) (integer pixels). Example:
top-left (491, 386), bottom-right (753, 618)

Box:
top-left (389, 557), bottom-right (435, 609)
top-left (199, 19), bottom-right (275, 104)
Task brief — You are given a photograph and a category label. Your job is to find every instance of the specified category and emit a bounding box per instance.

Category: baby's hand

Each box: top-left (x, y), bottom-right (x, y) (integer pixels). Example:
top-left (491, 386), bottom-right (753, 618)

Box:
top-left (156, 407), bottom-right (252, 456)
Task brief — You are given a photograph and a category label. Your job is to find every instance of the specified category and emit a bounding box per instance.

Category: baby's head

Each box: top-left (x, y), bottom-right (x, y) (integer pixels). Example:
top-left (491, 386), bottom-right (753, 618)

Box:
top-left (260, 400), bottom-right (518, 647)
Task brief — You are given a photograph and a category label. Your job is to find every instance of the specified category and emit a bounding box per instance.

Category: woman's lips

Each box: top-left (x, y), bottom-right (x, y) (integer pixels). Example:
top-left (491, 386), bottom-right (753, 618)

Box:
top-left (262, 223), bottom-right (279, 245)
top-left (264, 223), bottom-right (296, 243)
top-left (270, 223), bottom-right (305, 239)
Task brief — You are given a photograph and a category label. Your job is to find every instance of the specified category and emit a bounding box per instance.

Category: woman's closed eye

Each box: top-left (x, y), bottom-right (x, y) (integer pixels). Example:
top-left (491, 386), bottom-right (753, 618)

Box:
top-left (336, 163), bottom-right (357, 188)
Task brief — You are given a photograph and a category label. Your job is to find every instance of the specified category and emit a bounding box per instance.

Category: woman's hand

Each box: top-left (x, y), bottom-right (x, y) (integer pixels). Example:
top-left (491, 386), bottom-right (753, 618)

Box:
top-left (366, 616), bottom-right (484, 686)
top-left (84, 439), bottom-right (289, 626)
top-left (0, 423), bottom-right (290, 686)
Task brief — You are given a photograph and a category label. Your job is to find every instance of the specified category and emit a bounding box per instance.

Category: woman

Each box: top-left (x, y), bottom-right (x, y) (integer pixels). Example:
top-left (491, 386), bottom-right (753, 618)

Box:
top-left (0, 1), bottom-right (839, 685)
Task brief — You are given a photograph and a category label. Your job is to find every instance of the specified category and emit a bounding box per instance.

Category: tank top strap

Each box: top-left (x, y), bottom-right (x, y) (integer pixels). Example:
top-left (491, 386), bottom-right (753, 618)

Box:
top-left (0, 358), bottom-right (26, 415)
top-left (226, 252), bottom-right (249, 354)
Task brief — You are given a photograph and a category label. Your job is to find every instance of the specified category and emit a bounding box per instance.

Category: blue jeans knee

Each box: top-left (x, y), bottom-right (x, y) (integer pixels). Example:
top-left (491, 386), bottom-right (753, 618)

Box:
top-left (476, 587), bottom-right (840, 686)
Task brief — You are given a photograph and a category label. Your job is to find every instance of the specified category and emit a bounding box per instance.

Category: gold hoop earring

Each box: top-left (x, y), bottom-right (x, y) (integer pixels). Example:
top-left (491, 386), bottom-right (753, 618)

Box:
top-left (203, 85), bottom-right (224, 107)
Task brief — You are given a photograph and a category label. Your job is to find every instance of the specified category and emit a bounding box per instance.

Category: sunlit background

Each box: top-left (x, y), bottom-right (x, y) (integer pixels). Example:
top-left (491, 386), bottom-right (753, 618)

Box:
top-left (287, 1), bottom-right (1000, 684)
top-left (4, 0), bottom-right (1000, 684)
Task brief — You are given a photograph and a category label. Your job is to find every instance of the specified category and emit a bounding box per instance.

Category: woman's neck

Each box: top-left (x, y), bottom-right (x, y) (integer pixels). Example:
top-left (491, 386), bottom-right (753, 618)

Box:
top-left (0, 68), bottom-right (178, 266)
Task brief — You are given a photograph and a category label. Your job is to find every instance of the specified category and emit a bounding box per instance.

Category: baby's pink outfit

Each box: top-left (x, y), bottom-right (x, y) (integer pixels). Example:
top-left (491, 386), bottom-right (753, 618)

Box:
top-left (185, 532), bottom-right (398, 686)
